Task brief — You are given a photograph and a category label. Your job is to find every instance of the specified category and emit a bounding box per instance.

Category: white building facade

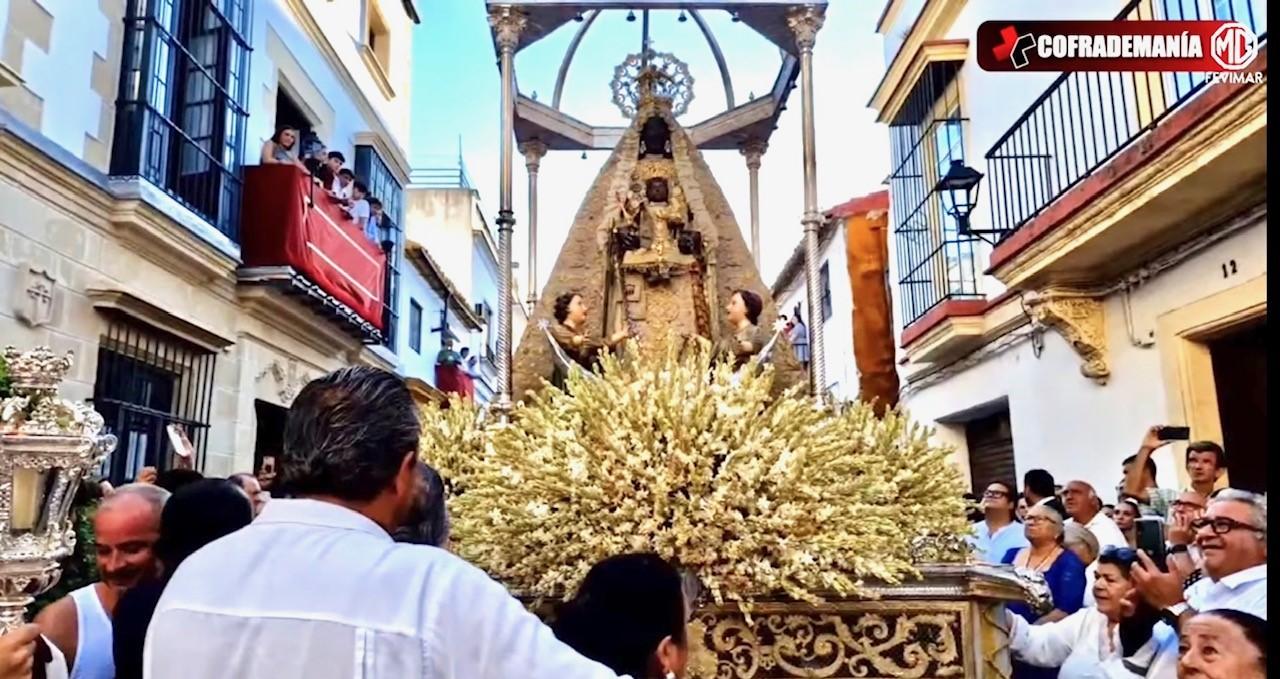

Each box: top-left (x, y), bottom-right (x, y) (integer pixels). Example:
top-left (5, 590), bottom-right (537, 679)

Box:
top-left (872, 0), bottom-right (1267, 496)
top-left (402, 172), bottom-right (527, 405)
top-left (1, 0), bottom-right (421, 481)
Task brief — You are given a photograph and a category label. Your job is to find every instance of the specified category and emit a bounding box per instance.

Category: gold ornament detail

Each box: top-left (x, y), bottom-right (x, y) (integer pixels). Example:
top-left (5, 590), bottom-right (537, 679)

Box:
top-left (1025, 292), bottom-right (1109, 384)
top-left (686, 602), bottom-right (968, 679)
top-left (420, 337), bottom-right (971, 606)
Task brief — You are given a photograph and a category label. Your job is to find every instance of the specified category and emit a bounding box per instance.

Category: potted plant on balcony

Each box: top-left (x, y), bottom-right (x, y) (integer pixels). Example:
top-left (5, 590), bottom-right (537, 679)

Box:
top-left (421, 339), bottom-right (1043, 678)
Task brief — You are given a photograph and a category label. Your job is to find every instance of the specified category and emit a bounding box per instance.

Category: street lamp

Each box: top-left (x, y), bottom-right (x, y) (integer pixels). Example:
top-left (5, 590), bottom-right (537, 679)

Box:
top-left (935, 159), bottom-right (984, 235)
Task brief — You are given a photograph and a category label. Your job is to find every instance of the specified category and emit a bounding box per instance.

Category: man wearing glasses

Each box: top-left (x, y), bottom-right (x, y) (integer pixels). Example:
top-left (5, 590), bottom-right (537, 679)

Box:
top-left (1132, 488), bottom-right (1267, 626)
top-left (968, 481), bottom-right (1028, 563)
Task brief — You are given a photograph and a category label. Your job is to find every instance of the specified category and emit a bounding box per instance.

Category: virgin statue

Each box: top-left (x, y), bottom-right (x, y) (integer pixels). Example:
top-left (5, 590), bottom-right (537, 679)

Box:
top-left (511, 51), bottom-right (806, 400)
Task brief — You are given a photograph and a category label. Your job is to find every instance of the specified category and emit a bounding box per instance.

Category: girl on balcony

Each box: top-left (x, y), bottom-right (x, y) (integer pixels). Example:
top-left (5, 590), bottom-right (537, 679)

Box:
top-left (260, 126), bottom-right (309, 173)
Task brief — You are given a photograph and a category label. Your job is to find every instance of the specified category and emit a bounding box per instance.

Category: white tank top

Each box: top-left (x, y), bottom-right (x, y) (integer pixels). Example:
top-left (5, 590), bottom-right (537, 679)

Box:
top-left (69, 584), bottom-right (115, 679)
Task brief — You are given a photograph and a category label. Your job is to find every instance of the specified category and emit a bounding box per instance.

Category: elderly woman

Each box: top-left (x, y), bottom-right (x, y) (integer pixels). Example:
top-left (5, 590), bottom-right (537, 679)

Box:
top-left (1002, 504), bottom-right (1087, 679)
top-left (1007, 547), bottom-right (1175, 679)
top-left (1178, 609), bottom-right (1266, 679)
top-left (1063, 524), bottom-right (1101, 607)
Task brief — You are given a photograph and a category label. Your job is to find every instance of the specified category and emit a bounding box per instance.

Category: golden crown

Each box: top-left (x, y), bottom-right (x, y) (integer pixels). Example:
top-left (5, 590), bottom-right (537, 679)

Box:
top-left (633, 157), bottom-right (677, 183)
top-left (2, 346), bottom-right (73, 394)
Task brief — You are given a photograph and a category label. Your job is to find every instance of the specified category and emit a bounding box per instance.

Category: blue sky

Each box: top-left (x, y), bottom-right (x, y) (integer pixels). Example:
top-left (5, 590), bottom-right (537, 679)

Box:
top-left (410, 2), bottom-right (889, 290)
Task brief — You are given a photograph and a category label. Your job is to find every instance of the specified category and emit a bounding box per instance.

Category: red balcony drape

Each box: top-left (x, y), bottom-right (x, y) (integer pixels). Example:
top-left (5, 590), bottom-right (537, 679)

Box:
top-left (241, 165), bottom-right (387, 330)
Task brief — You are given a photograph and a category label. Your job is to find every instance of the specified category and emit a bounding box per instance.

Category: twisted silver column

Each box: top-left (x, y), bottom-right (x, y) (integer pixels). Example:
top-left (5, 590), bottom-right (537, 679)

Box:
top-left (788, 5), bottom-right (827, 404)
top-left (520, 140), bottom-right (547, 311)
top-left (489, 6), bottom-right (526, 417)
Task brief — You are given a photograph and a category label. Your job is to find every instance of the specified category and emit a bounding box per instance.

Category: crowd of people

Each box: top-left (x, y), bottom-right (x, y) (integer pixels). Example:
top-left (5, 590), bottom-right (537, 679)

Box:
top-left (260, 126), bottom-right (390, 247)
top-left (968, 427), bottom-right (1267, 679)
top-left (0, 368), bottom-right (1266, 679)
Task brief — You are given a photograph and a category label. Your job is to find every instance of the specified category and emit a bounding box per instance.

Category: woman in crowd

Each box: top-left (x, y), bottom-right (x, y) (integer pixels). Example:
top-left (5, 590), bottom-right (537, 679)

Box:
top-left (259, 125), bottom-right (309, 172)
top-left (112, 479), bottom-right (255, 679)
top-left (1002, 504), bottom-right (1086, 679)
top-left (391, 463), bottom-right (450, 549)
top-left (1006, 547), bottom-right (1174, 678)
top-left (1113, 498), bottom-right (1141, 548)
top-left (1004, 504), bottom-right (1087, 624)
top-left (1178, 609), bottom-right (1266, 679)
top-left (1063, 524), bottom-right (1101, 607)
top-left (551, 553), bottom-right (689, 679)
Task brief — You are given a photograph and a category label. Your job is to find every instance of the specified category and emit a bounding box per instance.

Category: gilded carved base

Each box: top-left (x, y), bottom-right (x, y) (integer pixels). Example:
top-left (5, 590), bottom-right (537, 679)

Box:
top-left (1025, 292), bottom-right (1109, 384)
top-left (526, 565), bottom-right (1036, 679)
top-left (686, 603), bottom-right (969, 679)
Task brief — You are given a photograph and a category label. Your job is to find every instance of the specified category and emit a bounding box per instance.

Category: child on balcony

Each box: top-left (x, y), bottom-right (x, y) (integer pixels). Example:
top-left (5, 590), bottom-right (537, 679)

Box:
top-left (331, 168), bottom-right (355, 202)
top-left (344, 181), bottom-right (371, 234)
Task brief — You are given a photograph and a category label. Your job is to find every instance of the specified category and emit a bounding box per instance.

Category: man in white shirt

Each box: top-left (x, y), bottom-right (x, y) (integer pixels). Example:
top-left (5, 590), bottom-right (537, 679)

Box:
top-left (1062, 480), bottom-right (1128, 551)
top-left (330, 168), bottom-right (354, 201)
top-left (144, 366), bottom-right (623, 679)
top-left (1132, 488), bottom-right (1267, 627)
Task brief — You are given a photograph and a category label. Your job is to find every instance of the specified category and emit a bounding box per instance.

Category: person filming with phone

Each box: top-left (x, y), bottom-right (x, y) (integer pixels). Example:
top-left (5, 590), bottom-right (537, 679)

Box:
top-left (1131, 489), bottom-right (1267, 629)
top-left (1124, 427), bottom-right (1225, 517)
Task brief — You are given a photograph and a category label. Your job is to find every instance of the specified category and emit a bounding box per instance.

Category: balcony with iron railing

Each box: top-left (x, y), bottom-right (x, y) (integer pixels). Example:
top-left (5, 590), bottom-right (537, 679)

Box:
top-left (981, 0), bottom-right (1267, 286)
top-left (236, 165), bottom-right (392, 344)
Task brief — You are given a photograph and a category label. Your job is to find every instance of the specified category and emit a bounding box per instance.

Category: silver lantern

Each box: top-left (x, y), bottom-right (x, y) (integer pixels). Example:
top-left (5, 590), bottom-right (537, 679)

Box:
top-left (0, 346), bottom-right (115, 631)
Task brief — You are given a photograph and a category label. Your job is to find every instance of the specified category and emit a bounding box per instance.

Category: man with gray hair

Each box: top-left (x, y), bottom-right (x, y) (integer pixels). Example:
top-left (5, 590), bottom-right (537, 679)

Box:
top-left (1062, 480), bottom-right (1128, 551)
top-left (1133, 488), bottom-right (1267, 625)
top-left (36, 483), bottom-right (168, 679)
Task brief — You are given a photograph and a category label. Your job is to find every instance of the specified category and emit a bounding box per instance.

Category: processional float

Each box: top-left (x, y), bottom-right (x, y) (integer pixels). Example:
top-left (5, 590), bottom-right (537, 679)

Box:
top-left (419, 4), bottom-right (1051, 677)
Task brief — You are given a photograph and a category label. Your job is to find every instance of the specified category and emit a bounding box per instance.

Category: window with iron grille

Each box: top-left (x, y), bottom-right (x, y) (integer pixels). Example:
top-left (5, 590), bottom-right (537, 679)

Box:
top-left (888, 62), bottom-right (984, 327)
top-left (92, 317), bottom-right (216, 484)
top-left (408, 299), bottom-right (422, 353)
top-left (355, 145), bottom-right (403, 348)
top-left (111, 0), bottom-right (251, 242)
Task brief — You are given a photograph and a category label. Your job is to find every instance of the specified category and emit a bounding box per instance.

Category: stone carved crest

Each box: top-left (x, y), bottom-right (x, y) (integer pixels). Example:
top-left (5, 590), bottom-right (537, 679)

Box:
top-left (255, 359), bottom-right (313, 405)
top-left (14, 264), bottom-right (56, 328)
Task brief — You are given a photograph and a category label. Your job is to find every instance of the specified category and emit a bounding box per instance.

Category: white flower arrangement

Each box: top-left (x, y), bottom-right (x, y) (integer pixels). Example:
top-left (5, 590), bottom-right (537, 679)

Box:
top-left (420, 338), bottom-right (970, 605)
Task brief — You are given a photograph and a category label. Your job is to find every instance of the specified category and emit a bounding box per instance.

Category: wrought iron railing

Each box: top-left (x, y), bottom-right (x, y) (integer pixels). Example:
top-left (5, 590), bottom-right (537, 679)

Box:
top-left (410, 153), bottom-right (475, 189)
top-left (983, 0), bottom-right (1267, 241)
top-left (92, 316), bottom-right (216, 483)
top-left (111, 0), bottom-right (252, 243)
top-left (888, 60), bottom-right (987, 327)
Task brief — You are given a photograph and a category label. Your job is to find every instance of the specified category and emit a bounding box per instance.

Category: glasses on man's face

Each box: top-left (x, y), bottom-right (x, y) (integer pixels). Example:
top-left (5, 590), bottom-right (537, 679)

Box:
top-left (1190, 517), bottom-right (1263, 535)
top-left (1171, 500), bottom-right (1205, 511)
top-left (983, 489), bottom-right (1010, 499)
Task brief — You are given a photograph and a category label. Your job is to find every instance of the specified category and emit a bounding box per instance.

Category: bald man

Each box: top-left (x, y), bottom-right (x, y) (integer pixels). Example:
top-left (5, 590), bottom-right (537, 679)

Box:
top-left (36, 483), bottom-right (169, 679)
top-left (1061, 480), bottom-right (1128, 551)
